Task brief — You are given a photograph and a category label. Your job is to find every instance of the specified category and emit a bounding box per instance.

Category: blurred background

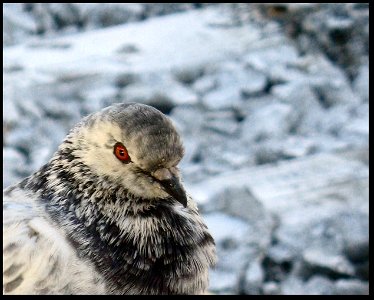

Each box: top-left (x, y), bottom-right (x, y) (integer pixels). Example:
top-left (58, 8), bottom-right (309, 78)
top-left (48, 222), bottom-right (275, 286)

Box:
top-left (3, 3), bottom-right (369, 295)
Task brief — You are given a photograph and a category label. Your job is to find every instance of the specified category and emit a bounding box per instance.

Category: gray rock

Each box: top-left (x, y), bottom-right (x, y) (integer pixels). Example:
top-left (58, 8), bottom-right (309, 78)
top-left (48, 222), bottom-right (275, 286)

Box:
top-left (353, 63), bottom-right (369, 102)
top-left (251, 3), bottom-right (319, 22)
top-left (5, 120), bottom-right (38, 152)
top-left (4, 3), bottom-right (210, 46)
top-left (120, 80), bottom-right (198, 108)
top-left (345, 242), bottom-right (369, 265)
top-left (174, 106), bottom-right (254, 171)
top-left (302, 249), bottom-right (355, 277)
top-left (188, 152), bottom-right (368, 216)
top-left (243, 44), bottom-right (300, 75)
top-left (15, 94), bottom-right (44, 119)
top-left (204, 212), bottom-right (252, 250)
top-left (5, 114), bottom-right (69, 177)
top-left (40, 96), bottom-right (83, 121)
top-left (115, 43), bottom-right (139, 54)
top-left (274, 212), bottom-right (346, 263)
top-left (280, 276), bottom-right (306, 295)
top-left (198, 139), bottom-right (255, 173)
top-left (169, 105), bottom-right (205, 136)
top-left (3, 172), bottom-right (22, 190)
top-left (117, 83), bottom-right (155, 103)
top-left (204, 212), bottom-right (255, 279)
top-left (354, 261), bottom-right (369, 281)
top-left (202, 111), bottom-right (240, 136)
top-left (172, 65), bottom-right (205, 85)
top-left (27, 3), bottom-right (81, 34)
top-left (340, 107), bottom-right (369, 148)
top-left (202, 86), bottom-right (241, 110)
top-left (204, 186), bottom-right (274, 240)
top-left (272, 210), bottom-right (369, 283)
top-left (279, 136), bottom-right (316, 158)
top-left (240, 67), bottom-right (267, 98)
top-left (307, 54), bottom-right (361, 108)
top-left (141, 3), bottom-right (200, 18)
top-left (3, 147), bottom-right (27, 188)
top-left (115, 72), bottom-right (140, 88)
top-left (262, 281), bottom-right (281, 295)
top-left (252, 140), bottom-right (284, 165)
top-left (180, 160), bottom-right (208, 185)
top-left (302, 100), bottom-right (367, 151)
top-left (334, 211), bottom-right (369, 263)
top-left (267, 243), bottom-right (294, 264)
top-left (310, 133), bottom-right (349, 154)
top-left (79, 85), bottom-right (118, 113)
top-left (251, 135), bottom-right (317, 165)
top-left (316, 104), bottom-right (352, 136)
top-left (23, 3), bottom-right (187, 35)
top-left (201, 61), bottom-right (258, 110)
top-left (271, 82), bottom-right (322, 135)
top-left (203, 189), bottom-right (273, 295)
top-left (312, 77), bottom-right (360, 108)
top-left (334, 279), bottom-right (369, 295)
top-left (334, 7), bottom-right (366, 59)
top-left (335, 147), bottom-right (369, 167)
top-left (209, 270), bottom-right (238, 294)
top-left (3, 4), bottom-right (37, 46)
top-left (242, 260), bottom-right (264, 295)
top-left (192, 75), bottom-right (217, 95)
top-left (3, 87), bottom-right (21, 125)
top-left (241, 102), bottom-right (297, 142)
top-left (29, 147), bottom-right (56, 174)
top-left (27, 119), bottom-right (69, 172)
top-left (81, 3), bottom-right (144, 27)
top-left (304, 276), bottom-right (335, 295)
top-left (265, 3), bottom-right (368, 78)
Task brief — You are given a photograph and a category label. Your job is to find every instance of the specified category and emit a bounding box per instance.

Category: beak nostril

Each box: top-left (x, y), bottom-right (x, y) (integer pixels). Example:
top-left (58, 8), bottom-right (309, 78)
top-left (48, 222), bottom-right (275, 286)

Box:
top-left (156, 174), bottom-right (187, 208)
top-left (152, 168), bottom-right (173, 181)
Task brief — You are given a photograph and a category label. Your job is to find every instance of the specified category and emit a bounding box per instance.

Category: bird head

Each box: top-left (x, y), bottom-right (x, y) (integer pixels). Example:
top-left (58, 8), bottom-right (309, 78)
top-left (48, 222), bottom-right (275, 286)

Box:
top-left (59, 103), bottom-right (187, 207)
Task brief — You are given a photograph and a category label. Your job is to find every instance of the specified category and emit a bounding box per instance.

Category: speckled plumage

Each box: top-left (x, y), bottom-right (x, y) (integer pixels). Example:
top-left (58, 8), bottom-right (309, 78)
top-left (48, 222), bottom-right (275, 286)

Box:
top-left (3, 103), bottom-right (216, 295)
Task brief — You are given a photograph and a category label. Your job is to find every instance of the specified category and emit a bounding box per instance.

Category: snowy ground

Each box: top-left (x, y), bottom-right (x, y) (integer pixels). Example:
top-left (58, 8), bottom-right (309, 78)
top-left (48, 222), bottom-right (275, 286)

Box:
top-left (3, 3), bottom-right (369, 295)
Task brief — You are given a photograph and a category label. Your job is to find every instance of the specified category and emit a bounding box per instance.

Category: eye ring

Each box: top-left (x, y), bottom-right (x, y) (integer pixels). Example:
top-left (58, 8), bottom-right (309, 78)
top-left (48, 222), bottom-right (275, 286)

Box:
top-left (113, 142), bottom-right (131, 163)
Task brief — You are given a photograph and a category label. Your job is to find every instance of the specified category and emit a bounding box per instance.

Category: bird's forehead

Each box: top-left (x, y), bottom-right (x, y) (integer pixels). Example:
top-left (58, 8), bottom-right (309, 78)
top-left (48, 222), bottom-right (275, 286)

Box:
top-left (114, 107), bottom-right (184, 170)
top-left (82, 118), bottom-right (121, 145)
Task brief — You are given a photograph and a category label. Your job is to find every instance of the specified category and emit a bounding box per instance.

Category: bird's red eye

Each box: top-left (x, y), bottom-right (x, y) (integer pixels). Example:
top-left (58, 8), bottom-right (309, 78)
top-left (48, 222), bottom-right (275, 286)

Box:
top-left (114, 142), bottom-right (131, 163)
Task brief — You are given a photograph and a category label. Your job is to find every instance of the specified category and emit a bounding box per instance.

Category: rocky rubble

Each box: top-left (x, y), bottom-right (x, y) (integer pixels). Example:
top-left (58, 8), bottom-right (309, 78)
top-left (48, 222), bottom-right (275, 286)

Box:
top-left (3, 3), bottom-right (369, 295)
top-left (3, 3), bottom-right (210, 46)
top-left (231, 3), bottom-right (369, 80)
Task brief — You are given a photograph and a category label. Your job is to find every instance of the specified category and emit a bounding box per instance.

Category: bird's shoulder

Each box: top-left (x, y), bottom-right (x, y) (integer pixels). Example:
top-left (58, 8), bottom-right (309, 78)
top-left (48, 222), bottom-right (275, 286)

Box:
top-left (3, 185), bottom-right (106, 295)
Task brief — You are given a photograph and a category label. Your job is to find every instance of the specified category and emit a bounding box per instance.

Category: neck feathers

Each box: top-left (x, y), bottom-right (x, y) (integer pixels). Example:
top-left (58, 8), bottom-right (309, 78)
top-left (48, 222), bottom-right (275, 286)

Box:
top-left (20, 156), bottom-right (216, 294)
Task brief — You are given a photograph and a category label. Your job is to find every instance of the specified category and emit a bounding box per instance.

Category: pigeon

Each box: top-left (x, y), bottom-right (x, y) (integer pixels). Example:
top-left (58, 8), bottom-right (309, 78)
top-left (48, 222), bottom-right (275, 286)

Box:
top-left (3, 103), bottom-right (217, 295)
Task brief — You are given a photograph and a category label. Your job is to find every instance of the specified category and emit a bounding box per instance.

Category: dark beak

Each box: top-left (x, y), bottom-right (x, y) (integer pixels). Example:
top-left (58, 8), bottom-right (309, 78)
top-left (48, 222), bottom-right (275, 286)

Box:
top-left (158, 175), bottom-right (187, 208)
